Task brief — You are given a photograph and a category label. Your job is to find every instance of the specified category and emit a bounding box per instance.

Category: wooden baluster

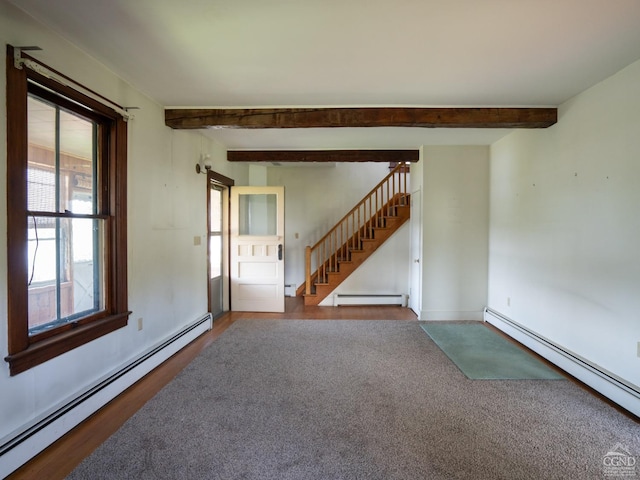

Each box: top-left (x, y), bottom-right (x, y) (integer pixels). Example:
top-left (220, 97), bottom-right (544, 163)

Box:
top-left (389, 172), bottom-right (396, 212)
top-left (367, 196), bottom-right (373, 238)
top-left (351, 213), bottom-right (355, 251)
top-left (386, 179), bottom-right (390, 216)
top-left (336, 229), bottom-right (339, 269)
top-left (392, 171), bottom-right (396, 211)
top-left (353, 209), bottom-right (357, 248)
top-left (344, 219), bottom-right (347, 259)
top-left (404, 163), bottom-right (408, 203)
top-left (326, 237), bottom-right (330, 278)
top-left (325, 235), bottom-right (329, 277)
top-left (340, 222), bottom-right (344, 262)
top-left (324, 235), bottom-right (331, 282)
top-left (329, 232), bottom-right (332, 274)
top-left (322, 240), bottom-right (329, 283)
top-left (305, 246), bottom-right (311, 295)
top-left (322, 241), bottom-right (326, 282)
top-left (331, 231), bottom-right (335, 273)
top-left (333, 229), bottom-right (340, 272)
top-left (324, 240), bottom-right (328, 281)
top-left (401, 163), bottom-right (405, 203)
top-left (357, 207), bottom-right (361, 247)
top-left (365, 197), bottom-right (369, 238)
top-left (379, 185), bottom-right (382, 219)
top-left (319, 243), bottom-right (324, 283)
top-left (376, 187), bottom-right (380, 227)
top-left (327, 233), bottom-right (331, 276)
top-left (390, 172), bottom-right (394, 211)
top-left (379, 185), bottom-right (383, 226)
top-left (364, 198), bottom-right (367, 238)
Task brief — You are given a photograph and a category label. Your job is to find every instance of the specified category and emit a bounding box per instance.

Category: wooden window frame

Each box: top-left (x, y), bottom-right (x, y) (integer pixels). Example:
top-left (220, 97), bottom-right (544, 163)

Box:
top-left (5, 46), bottom-right (130, 375)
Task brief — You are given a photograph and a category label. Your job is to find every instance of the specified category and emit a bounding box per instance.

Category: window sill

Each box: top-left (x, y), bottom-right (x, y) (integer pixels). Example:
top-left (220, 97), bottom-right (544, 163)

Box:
top-left (4, 312), bottom-right (130, 376)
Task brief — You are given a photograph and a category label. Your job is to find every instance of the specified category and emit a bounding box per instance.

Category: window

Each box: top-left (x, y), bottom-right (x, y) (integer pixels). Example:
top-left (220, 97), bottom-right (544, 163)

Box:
top-left (5, 46), bottom-right (129, 375)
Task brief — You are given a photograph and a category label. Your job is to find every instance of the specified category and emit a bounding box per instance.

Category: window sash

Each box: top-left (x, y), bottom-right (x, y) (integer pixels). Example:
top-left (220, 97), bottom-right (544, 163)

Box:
top-left (26, 91), bottom-right (105, 336)
top-left (27, 214), bottom-right (106, 336)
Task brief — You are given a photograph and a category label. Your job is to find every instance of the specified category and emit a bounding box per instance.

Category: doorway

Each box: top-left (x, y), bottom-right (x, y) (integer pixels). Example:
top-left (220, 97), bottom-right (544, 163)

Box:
top-left (410, 188), bottom-right (422, 317)
top-left (208, 184), bottom-right (224, 317)
top-left (207, 171), bottom-right (234, 318)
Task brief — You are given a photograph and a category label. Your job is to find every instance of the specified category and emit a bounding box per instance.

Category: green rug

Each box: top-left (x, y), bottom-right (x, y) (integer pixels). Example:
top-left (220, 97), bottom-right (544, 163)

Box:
top-left (420, 322), bottom-right (565, 380)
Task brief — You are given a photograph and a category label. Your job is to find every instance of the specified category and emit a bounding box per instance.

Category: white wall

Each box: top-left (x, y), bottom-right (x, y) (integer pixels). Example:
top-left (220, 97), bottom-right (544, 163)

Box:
top-left (421, 146), bottom-right (490, 320)
top-left (0, 1), bottom-right (248, 442)
top-left (267, 162), bottom-right (391, 290)
top-left (488, 59), bottom-right (640, 389)
top-left (248, 164), bottom-right (268, 186)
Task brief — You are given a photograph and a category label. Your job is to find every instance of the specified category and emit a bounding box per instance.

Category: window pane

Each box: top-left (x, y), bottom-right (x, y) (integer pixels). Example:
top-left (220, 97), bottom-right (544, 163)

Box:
top-left (210, 188), bottom-right (222, 233)
top-left (27, 97), bottom-right (56, 213)
top-left (27, 219), bottom-right (57, 284)
top-left (210, 235), bottom-right (222, 279)
top-left (28, 216), bottom-right (104, 335)
top-left (71, 217), bottom-right (104, 316)
top-left (238, 193), bottom-right (277, 236)
top-left (27, 96), bottom-right (97, 215)
top-left (59, 109), bottom-right (96, 214)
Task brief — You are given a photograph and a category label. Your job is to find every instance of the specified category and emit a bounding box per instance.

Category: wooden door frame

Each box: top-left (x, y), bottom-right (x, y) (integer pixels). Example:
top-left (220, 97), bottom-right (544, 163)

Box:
top-left (206, 171), bottom-right (234, 316)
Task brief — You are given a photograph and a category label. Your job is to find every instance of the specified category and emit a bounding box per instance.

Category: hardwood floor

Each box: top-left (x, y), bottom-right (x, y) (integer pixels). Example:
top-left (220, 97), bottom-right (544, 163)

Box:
top-left (7, 298), bottom-right (416, 479)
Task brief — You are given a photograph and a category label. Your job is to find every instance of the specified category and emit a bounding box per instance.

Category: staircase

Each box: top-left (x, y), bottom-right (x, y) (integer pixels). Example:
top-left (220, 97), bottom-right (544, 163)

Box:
top-left (302, 163), bottom-right (410, 306)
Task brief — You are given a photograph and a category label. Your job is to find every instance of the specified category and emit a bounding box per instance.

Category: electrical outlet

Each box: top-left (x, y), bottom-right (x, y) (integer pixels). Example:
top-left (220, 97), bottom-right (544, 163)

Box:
top-left (507, 297), bottom-right (511, 307)
top-left (137, 318), bottom-right (143, 331)
top-left (637, 341), bottom-right (640, 358)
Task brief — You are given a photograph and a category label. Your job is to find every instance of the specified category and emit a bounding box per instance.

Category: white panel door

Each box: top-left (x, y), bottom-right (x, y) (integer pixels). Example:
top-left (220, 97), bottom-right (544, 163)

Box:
top-left (410, 188), bottom-right (422, 317)
top-left (230, 186), bottom-right (285, 312)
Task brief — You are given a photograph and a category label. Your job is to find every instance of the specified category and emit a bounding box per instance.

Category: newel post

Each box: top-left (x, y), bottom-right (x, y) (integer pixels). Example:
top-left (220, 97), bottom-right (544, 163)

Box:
top-left (305, 246), bottom-right (311, 295)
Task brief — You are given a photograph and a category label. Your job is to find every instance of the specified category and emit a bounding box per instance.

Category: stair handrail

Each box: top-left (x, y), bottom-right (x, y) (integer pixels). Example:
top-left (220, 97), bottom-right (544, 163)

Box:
top-left (305, 163), bottom-right (410, 295)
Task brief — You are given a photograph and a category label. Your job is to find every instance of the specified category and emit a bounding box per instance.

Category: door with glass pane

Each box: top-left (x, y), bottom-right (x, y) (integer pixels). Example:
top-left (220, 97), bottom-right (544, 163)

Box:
top-left (208, 184), bottom-right (224, 317)
top-left (230, 186), bottom-right (285, 312)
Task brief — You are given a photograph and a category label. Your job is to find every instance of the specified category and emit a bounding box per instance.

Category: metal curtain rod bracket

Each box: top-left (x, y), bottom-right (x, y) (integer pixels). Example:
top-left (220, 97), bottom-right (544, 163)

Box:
top-left (12, 46), bottom-right (135, 121)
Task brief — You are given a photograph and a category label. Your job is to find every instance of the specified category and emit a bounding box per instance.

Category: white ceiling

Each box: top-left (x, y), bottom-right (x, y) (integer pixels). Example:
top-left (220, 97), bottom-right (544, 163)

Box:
top-left (9, 0), bottom-right (640, 150)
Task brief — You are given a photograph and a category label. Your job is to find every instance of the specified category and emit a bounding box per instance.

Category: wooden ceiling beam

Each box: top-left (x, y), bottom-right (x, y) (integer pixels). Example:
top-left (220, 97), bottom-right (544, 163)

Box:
top-left (227, 149), bottom-right (419, 163)
top-left (165, 107), bottom-right (557, 129)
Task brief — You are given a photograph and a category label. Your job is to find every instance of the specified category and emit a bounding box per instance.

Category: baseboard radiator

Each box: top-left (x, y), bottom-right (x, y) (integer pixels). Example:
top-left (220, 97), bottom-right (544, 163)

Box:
top-left (0, 313), bottom-right (213, 479)
top-left (333, 293), bottom-right (408, 307)
top-left (484, 307), bottom-right (640, 417)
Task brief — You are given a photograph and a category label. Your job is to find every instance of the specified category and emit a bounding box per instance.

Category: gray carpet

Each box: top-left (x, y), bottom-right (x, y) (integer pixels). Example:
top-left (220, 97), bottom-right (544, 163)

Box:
top-left (68, 320), bottom-right (639, 480)
top-left (420, 322), bottom-right (565, 379)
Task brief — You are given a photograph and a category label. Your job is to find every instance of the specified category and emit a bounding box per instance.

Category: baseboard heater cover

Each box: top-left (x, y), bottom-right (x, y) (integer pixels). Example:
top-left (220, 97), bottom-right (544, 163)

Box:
top-left (0, 313), bottom-right (213, 479)
top-left (333, 293), bottom-right (408, 307)
top-left (484, 307), bottom-right (640, 417)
